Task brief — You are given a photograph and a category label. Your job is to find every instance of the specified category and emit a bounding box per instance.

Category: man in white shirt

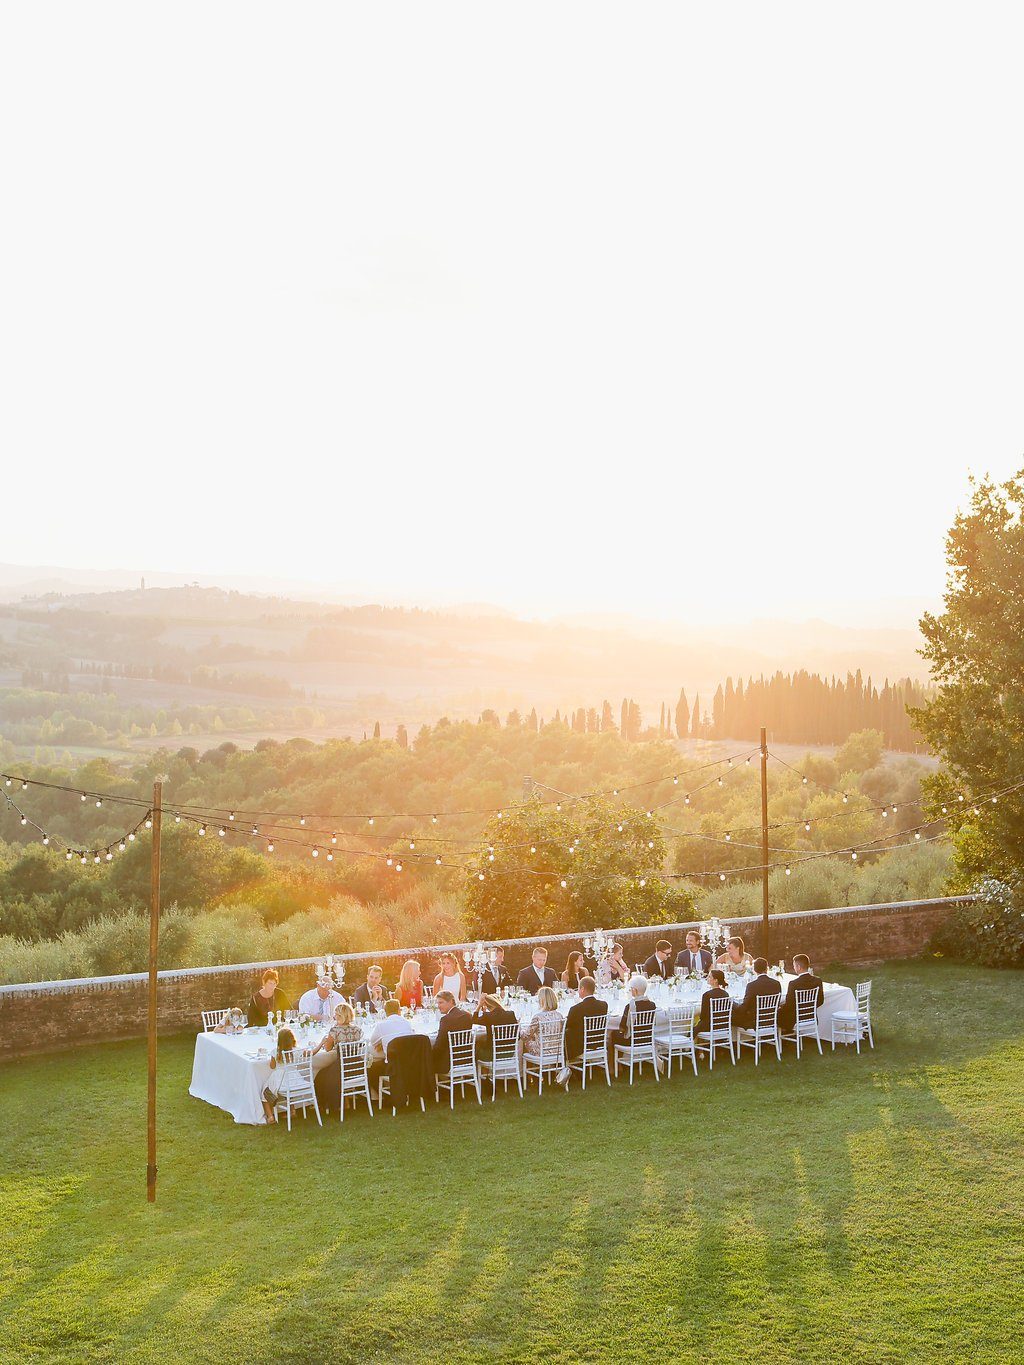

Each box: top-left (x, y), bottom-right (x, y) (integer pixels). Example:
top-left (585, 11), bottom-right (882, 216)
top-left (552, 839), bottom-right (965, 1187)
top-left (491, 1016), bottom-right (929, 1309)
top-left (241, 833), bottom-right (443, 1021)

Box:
top-left (298, 978), bottom-right (344, 1025)
top-left (367, 999), bottom-right (415, 1087)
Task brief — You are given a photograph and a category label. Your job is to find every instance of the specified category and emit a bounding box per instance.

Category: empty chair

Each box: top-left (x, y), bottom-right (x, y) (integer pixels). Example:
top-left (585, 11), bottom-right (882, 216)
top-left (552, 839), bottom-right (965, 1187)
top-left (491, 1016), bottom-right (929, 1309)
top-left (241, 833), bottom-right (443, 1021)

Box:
top-left (478, 1022), bottom-right (524, 1100)
top-left (201, 1009), bottom-right (230, 1032)
top-left (655, 1005), bottom-right (699, 1078)
top-left (783, 988), bottom-right (823, 1058)
top-left (696, 995), bottom-right (735, 1068)
top-left (569, 1012), bottom-right (611, 1089)
top-left (613, 1005), bottom-right (660, 1084)
top-left (830, 980), bottom-right (873, 1052)
top-left (522, 1017), bottom-right (566, 1096)
top-left (337, 1039), bottom-right (374, 1120)
top-left (436, 1028), bottom-right (481, 1107)
top-left (737, 993), bottom-right (782, 1064)
top-left (272, 1049), bottom-right (322, 1131)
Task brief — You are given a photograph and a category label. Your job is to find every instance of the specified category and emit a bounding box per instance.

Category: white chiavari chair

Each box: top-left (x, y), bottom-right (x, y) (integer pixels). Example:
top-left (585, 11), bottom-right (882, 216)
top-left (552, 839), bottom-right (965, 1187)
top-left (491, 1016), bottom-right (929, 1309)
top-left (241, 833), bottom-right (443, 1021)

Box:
top-left (737, 993), bottom-right (782, 1064)
top-left (655, 1004), bottom-right (699, 1078)
top-left (570, 1012), bottom-right (611, 1089)
top-left (783, 988), bottom-right (823, 1058)
top-left (696, 995), bottom-right (735, 1068)
top-left (201, 1009), bottom-right (230, 1032)
top-left (478, 1022), bottom-right (523, 1100)
top-left (522, 1017), bottom-right (566, 1096)
top-left (271, 1049), bottom-right (322, 1130)
top-left (436, 1028), bottom-right (481, 1107)
top-left (337, 1039), bottom-right (374, 1120)
top-left (613, 1004), bottom-right (660, 1084)
top-left (830, 980), bottom-right (873, 1051)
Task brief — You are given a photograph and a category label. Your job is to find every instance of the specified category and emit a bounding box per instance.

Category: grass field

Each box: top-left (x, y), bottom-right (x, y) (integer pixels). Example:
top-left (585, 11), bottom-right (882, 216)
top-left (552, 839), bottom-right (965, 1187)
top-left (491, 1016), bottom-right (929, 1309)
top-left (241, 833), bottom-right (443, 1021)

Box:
top-left (3, 961), bottom-right (1022, 1364)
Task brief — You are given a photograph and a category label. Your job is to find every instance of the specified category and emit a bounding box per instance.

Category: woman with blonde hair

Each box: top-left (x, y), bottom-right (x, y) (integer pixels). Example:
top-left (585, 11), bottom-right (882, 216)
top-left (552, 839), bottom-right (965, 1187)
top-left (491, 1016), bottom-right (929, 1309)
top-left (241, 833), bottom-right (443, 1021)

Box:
top-left (396, 959), bottom-right (424, 1009)
top-left (520, 985), bottom-right (563, 1062)
top-left (432, 951), bottom-right (468, 1002)
top-left (315, 1001), bottom-right (364, 1054)
top-left (716, 935), bottom-right (754, 977)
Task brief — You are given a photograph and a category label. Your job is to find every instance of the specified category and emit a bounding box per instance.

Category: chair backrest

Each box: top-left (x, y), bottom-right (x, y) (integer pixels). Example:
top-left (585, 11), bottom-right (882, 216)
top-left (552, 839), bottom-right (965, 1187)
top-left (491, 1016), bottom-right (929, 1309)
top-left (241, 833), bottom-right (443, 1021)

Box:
top-left (447, 1027), bottom-right (478, 1072)
top-left (794, 988), bottom-right (819, 1024)
top-left (278, 1048), bottom-right (314, 1096)
top-left (665, 1004), bottom-right (694, 1039)
top-left (338, 1039), bottom-right (367, 1084)
top-left (856, 980), bottom-right (872, 1011)
top-left (490, 1022), bottom-right (520, 1063)
top-left (202, 1008), bottom-right (229, 1031)
top-left (709, 995), bottom-right (733, 1032)
top-left (582, 1012), bottom-right (609, 1052)
top-left (755, 993), bottom-right (781, 1030)
top-left (536, 1016), bottom-right (565, 1064)
top-left (629, 1002), bottom-right (656, 1047)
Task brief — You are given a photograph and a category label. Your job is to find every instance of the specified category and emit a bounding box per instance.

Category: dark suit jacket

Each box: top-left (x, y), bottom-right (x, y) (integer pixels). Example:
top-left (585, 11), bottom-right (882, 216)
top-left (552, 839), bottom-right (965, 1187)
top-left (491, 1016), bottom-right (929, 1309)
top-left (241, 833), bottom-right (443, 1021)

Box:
top-left (385, 1033), bottom-right (433, 1110)
top-left (612, 997), bottom-right (656, 1046)
top-left (352, 982), bottom-right (386, 1011)
top-left (643, 952), bottom-right (672, 980)
top-left (480, 964), bottom-right (513, 994)
top-left (734, 974), bottom-right (782, 1030)
top-left (698, 987), bottom-right (733, 1035)
top-left (516, 965), bottom-right (557, 995)
top-left (432, 1006), bottom-right (473, 1071)
top-left (564, 996), bottom-right (609, 1061)
top-left (780, 973), bottom-right (824, 1030)
top-left (675, 947), bottom-right (713, 975)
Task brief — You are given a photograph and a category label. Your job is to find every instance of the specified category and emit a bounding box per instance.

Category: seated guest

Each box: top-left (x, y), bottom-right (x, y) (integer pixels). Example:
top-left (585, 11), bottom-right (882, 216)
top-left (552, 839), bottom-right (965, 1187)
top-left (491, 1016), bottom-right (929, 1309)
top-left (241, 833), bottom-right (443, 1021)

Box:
top-left (260, 1027), bottom-right (298, 1124)
top-left (675, 930), bottom-right (713, 976)
top-left (432, 952), bottom-right (469, 1003)
top-left (642, 940), bottom-right (674, 981)
top-left (472, 993), bottom-right (519, 1061)
top-left (298, 975), bottom-right (346, 1026)
top-left (716, 936), bottom-right (755, 977)
top-left (697, 969), bottom-right (732, 1034)
top-left (561, 950), bottom-right (588, 991)
top-left (520, 986), bottom-right (563, 1062)
top-left (248, 968), bottom-right (291, 1024)
top-left (609, 975), bottom-right (657, 1051)
top-left (733, 957), bottom-right (782, 1031)
top-left (431, 990), bottom-right (473, 1075)
top-left (595, 942), bottom-right (630, 986)
top-left (367, 999), bottom-right (415, 1087)
top-left (213, 1006), bottom-right (245, 1034)
top-left (480, 946), bottom-right (513, 994)
top-left (517, 946), bottom-right (557, 995)
top-left (779, 954), bottom-right (824, 1030)
top-left (310, 1000), bottom-right (364, 1073)
top-left (352, 965), bottom-right (388, 1012)
top-left (396, 959), bottom-right (424, 1009)
top-left (556, 976), bottom-right (608, 1083)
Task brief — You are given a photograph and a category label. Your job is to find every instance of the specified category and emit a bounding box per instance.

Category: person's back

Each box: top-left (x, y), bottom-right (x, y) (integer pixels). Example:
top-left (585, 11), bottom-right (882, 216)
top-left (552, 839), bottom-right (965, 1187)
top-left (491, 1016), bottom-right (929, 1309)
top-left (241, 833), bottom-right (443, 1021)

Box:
top-left (564, 987), bottom-right (608, 1061)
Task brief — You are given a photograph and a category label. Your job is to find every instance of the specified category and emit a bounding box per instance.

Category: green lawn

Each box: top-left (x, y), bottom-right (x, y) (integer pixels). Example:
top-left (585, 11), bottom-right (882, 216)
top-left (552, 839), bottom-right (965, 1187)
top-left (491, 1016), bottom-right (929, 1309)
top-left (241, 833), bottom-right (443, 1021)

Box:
top-left (2, 961), bottom-right (1023, 1364)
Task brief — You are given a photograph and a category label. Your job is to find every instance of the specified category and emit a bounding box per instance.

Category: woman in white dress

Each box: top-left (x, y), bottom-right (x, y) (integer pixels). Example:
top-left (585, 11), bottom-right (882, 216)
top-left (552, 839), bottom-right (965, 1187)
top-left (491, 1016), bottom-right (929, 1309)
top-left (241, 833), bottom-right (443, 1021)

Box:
top-left (716, 936), bottom-right (754, 978)
top-left (432, 952), bottom-right (468, 1002)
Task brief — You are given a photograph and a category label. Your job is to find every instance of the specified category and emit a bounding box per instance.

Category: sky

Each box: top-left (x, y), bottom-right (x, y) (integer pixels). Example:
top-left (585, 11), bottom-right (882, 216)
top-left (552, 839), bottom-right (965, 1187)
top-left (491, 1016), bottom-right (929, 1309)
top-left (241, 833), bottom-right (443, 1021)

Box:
top-left (2, 3), bottom-right (1022, 626)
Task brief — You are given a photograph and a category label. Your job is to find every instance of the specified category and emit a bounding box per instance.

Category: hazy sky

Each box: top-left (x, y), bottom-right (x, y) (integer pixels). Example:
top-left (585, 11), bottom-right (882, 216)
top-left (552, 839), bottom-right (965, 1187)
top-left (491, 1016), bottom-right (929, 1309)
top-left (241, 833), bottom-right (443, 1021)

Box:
top-left (2, 4), bottom-right (1022, 625)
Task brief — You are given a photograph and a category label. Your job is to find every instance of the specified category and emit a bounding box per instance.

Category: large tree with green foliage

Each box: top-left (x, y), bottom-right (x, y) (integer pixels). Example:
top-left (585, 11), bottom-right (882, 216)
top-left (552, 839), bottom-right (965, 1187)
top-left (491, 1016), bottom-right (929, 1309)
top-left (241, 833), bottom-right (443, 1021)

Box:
top-left (912, 470), bottom-right (1024, 887)
top-left (463, 796), bottom-right (692, 940)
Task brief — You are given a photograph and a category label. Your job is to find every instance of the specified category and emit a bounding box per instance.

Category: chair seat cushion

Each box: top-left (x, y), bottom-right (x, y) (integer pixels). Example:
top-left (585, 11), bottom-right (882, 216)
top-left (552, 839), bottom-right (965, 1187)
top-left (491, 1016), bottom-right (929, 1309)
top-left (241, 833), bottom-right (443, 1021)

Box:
top-left (830, 1010), bottom-right (859, 1021)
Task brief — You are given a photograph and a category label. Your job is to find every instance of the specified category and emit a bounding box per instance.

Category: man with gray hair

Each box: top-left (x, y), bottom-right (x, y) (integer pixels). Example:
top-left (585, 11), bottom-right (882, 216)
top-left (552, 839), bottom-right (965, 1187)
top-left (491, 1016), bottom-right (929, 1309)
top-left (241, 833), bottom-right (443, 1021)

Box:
top-left (608, 974), bottom-right (657, 1056)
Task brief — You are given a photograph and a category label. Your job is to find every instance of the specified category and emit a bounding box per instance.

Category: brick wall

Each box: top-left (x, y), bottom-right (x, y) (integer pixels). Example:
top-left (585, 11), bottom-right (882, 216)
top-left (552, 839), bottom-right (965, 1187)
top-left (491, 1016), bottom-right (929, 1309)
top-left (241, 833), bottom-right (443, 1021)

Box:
top-left (0, 896), bottom-right (969, 1059)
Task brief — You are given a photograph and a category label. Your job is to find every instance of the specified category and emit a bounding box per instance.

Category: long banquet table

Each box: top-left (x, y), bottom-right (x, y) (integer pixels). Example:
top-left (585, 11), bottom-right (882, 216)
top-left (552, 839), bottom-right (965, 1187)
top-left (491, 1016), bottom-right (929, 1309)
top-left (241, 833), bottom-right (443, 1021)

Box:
top-left (189, 974), bottom-right (858, 1125)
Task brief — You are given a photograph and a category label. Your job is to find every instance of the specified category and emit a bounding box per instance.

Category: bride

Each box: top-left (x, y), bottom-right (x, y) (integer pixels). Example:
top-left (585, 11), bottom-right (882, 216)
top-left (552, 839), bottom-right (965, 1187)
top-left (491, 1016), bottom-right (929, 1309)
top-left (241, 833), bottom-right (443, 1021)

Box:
top-left (716, 935), bottom-right (754, 977)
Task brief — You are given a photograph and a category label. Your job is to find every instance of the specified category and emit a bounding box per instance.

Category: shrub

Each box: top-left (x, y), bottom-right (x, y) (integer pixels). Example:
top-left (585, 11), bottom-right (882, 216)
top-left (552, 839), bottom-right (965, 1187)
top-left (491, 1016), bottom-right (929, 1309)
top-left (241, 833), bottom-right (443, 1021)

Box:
top-left (931, 878), bottom-right (1024, 967)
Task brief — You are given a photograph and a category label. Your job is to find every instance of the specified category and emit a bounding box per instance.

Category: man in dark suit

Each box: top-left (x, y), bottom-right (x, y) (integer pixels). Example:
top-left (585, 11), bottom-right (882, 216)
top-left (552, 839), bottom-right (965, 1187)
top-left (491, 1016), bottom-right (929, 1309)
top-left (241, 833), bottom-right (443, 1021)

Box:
top-left (779, 954), bottom-right (824, 1031)
top-left (432, 990), bottom-right (473, 1075)
top-left (733, 957), bottom-right (782, 1031)
top-left (675, 930), bottom-right (713, 976)
top-left (642, 939), bottom-right (674, 980)
top-left (697, 969), bottom-right (732, 1035)
top-left (516, 946), bottom-right (557, 995)
top-left (480, 946), bottom-right (513, 995)
top-left (352, 965), bottom-right (387, 1013)
top-left (557, 976), bottom-right (608, 1083)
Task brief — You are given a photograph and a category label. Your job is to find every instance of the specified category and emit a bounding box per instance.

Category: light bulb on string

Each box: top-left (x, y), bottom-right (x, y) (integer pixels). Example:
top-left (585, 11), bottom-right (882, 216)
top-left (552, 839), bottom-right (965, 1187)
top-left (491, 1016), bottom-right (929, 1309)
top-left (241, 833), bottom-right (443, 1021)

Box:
top-left (175, 815), bottom-right (181, 824)
top-left (218, 827), bottom-right (226, 838)
top-left (639, 878), bottom-right (647, 887)
top-left (685, 795), bottom-right (691, 805)
top-left (311, 847), bottom-right (319, 857)
top-left (647, 840), bottom-right (654, 849)
top-left (673, 776), bottom-right (678, 785)
top-left (842, 793), bottom-right (849, 804)
top-left (198, 826), bottom-right (206, 836)
top-left (80, 854), bottom-right (87, 864)
top-left (267, 841), bottom-right (275, 853)
top-left (145, 818), bottom-right (152, 829)
top-left (719, 872), bottom-right (726, 881)
top-left (251, 825), bottom-right (258, 836)
top-left (229, 812), bottom-right (235, 821)
top-left (331, 833), bottom-right (337, 844)
top-left (20, 816), bottom-right (26, 826)
top-left (851, 851), bottom-right (858, 861)
top-left (717, 778), bottom-right (724, 787)
top-left (804, 820), bottom-right (811, 832)
top-left (299, 816), bottom-right (306, 826)
top-left (785, 865), bottom-right (791, 875)
top-left (435, 856), bottom-right (442, 866)
top-left (128, 832), bottom-right (136, 842)
top-left (95, 799), bottom-right (102, 808)
top-left (326, 851), bottom-right (333, 861)
top-left (914, 831), bottom-right (921, 840)
top-left (105, 852), bottom-right (113, 861)
top-left (478, 872), bottom-right (485, 881)
top-left (431, 815), bottom-right (437, 823)
top-left (802, 777), bottom-right (808, 785)
top-left (409, 841), bottom-right (415, 850)
top-left (725, 833), bottom-right (731, 842)
top-left (65, 850), bottom-right (72, 860)
top-left (42, 836), bottom-right (49, 846)
top-left (386, 856), bottom-right (393, 866)
top-left (119, 841), bottom-right (126, 852)
top-left (992, 796), bottom-right (998, 804)
top-left (556, 803), bottom-right (562, 812)
top-left (395, 862), bottom-right (403, 872)
top-left (560, 879), bottom-right (567, 889)
top-left (530, 845), bottom-right (536, 853)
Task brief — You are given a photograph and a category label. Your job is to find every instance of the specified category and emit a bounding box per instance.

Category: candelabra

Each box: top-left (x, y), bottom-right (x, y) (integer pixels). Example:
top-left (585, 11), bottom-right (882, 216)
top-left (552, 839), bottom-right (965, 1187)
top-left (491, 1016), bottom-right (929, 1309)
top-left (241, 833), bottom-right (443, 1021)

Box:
top-left (463, 943), bottom-right (497, 991)
top-left (698, 917), bottom-right (731, 957)
top-left (315, 953), bottom-right (346, 991)
top-left (582, 928), bottom-right (617, 965)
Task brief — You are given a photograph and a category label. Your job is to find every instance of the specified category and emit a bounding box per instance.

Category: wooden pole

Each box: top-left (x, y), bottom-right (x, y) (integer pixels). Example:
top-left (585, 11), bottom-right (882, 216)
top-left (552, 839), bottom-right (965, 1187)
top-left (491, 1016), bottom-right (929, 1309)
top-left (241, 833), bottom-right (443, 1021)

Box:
top-left (760, 727), bottom-right (770, 960)
top-left (146, 780), bottom-right (162, 1204)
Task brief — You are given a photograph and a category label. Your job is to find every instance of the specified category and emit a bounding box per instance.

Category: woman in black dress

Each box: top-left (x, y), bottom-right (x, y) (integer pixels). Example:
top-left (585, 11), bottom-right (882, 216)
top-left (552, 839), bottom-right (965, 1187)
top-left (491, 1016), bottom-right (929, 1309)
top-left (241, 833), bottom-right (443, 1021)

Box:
top-left (247, 968), bottom-right (291, 1024)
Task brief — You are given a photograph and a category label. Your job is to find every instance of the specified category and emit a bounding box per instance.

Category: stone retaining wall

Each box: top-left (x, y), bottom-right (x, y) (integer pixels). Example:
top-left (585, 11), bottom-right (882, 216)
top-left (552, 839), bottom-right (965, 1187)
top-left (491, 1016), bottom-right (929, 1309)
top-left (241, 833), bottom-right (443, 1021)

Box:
top-left (0, 896), bottom-right (969, 1058)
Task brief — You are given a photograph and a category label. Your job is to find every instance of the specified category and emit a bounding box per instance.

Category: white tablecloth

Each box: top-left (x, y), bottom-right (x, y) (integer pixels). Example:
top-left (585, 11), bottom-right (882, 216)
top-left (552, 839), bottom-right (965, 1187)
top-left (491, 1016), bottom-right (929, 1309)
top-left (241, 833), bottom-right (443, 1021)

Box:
top-left (189, 976), bottom-right (858, 1125)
